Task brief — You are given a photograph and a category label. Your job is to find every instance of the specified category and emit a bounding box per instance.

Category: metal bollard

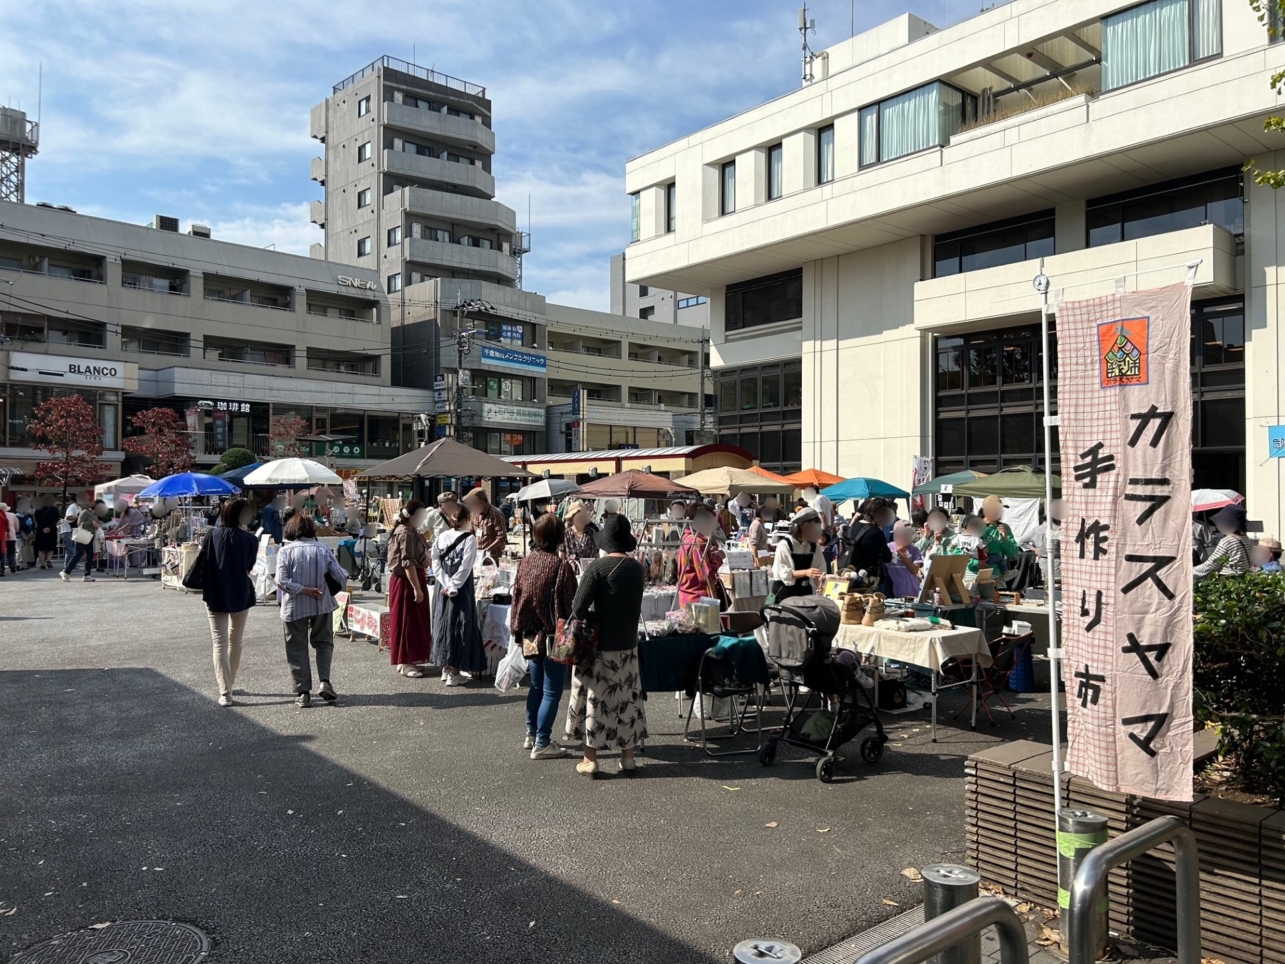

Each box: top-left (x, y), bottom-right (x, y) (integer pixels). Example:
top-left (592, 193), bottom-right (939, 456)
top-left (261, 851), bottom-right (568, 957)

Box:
top-left (1058, 809), bottom-right (1109, 958)
top-left (922, 864), bottom-right (982, 964)
top-left (732, 939), bottom-right (803, 964)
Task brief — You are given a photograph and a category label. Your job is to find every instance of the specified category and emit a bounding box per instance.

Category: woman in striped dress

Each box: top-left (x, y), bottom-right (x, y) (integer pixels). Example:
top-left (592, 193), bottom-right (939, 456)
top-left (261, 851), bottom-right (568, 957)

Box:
top-left (1194, 506), bottom-right (1251, 580)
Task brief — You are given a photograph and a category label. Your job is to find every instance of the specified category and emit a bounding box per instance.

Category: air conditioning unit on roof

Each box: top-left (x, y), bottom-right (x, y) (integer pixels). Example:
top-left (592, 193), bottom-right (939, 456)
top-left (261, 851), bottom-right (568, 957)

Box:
top-left (152, 214), bottom-right (179, 232)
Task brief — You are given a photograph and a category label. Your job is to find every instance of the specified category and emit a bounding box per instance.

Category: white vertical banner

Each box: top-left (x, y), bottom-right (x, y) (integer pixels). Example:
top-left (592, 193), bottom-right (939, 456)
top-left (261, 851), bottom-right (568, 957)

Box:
top-left (911, 456), bottom-right (933, 510)
top-left (1057, 283), bottom-right (1194, 801)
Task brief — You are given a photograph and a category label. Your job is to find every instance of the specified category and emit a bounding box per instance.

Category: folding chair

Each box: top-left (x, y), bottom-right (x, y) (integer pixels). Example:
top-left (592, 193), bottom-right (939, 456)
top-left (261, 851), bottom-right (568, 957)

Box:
top-left (683, 636), bottom-right (770, 757)
top-left (952, 634), bottom-right (1030, 725)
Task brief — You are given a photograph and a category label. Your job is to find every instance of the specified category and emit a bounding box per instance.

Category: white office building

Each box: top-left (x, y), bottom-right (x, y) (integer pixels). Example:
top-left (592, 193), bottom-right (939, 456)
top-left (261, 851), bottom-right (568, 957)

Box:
top-left (624, 0), bottom-right (1285, 535)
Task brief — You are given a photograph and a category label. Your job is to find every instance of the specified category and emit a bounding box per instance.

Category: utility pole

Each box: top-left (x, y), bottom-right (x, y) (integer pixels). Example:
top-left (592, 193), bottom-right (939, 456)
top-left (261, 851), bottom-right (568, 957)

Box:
top-left (448, 296), bottom-right (495, 447)
top-left (698, 329), bottom-right (710, 444)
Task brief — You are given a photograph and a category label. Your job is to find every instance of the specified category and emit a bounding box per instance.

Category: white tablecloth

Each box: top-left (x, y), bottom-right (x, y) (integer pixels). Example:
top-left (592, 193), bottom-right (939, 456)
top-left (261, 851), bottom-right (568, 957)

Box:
top-left (833, 622), bottom-right (991, 673)
top-left (479, 601), bottom-right (512, 652)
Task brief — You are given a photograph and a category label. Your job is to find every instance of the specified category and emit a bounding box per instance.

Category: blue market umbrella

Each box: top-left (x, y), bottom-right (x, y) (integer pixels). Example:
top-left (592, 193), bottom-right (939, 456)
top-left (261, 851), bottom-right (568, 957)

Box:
top-left (218, 462), bottom-right (264, 485)
top-left (137, 472), bottom-right (241, 499)
top-left (820, 477), bottom-right (910, 503)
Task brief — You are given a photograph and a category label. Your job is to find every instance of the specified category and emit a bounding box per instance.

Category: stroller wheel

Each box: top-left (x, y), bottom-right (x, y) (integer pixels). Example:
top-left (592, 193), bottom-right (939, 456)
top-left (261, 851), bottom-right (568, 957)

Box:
top-left (361, 575), bottom-right (372, 591)
top-left (816, 758), bottom-right (835, 783)
top-left (759, 741), bottom-right (777, 767)
top-left (860, 736), bottom-right (885, 764)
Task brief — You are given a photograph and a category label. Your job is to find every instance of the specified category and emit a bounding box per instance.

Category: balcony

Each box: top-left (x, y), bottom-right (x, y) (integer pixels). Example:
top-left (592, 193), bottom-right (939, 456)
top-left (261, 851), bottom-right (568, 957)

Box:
top-left (384, 149), bottom-right (494, 199)
top-left (407, 237), bottom-right (516, 282)
top-left (388, 186), bottom-right (516, 234)
top-left (383, 101), bottom-right (495, 154)
top-left (310, 156), bottom-right (326, 186)
top-left (913, 224), bottom-right (1240, 332)
top-left (310, 199), bottom-right (325, 228)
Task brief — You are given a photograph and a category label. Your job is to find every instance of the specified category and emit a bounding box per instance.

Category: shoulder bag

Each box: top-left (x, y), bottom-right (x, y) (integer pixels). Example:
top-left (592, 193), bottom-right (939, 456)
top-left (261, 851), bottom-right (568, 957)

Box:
top-left (549, 558), bottom-right (626, 667)
top-left (182, 538), bottom-right (209, 591)
top-left (72, 524), bottom-right (95, 546)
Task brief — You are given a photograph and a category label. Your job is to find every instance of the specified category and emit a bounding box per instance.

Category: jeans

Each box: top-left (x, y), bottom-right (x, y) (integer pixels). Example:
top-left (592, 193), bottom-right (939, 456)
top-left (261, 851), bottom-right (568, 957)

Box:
top-left (284, 612), bottom-right (334, 694)
top-left (62, 530), bottom-right (74, 561)
top-left (4, 540), bottom-right (15, 572)
top-left (525, 656), bottom-right (567, 748)
top-left (62, 540), bottom-right (95, 577)
top-left (208, 609), bottom-right (249, 697)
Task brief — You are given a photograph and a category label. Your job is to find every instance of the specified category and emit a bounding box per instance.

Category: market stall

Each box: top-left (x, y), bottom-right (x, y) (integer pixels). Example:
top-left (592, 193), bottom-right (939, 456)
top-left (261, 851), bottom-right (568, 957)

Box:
top-left (136, 472), bottom-right (241, 590)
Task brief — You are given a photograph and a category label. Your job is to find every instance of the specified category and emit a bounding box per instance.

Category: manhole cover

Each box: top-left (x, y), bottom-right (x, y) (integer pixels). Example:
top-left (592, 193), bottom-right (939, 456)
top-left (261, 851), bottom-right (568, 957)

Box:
top-left (10, 920), bottom-right (209, 964)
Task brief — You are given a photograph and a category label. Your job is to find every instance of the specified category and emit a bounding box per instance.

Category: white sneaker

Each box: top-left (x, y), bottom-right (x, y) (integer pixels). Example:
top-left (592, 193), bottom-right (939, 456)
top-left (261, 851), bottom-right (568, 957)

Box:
top-left (218, 694), bottom-right (233, 707)
top-left (441, 668), bottom-right (450, 682)
top-left (444, 673), bottom-right (467, 687)
top-left (530, 743), bottom-right (569, 760)
top-left (59, 571), bottom-right (69, 582)
top-left (523, 734), bottom-right (535, 749)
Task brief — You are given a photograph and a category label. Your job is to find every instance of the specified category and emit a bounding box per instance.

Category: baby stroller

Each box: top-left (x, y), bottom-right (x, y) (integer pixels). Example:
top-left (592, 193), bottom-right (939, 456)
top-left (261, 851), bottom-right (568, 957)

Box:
top-left (758, 596), bottom-right (887, 783)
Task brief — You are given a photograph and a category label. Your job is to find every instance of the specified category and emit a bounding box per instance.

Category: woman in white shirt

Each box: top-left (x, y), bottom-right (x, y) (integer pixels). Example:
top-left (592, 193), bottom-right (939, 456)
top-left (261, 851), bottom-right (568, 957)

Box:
top-left (430, 501), bottom-right (487, 686)
top-left (770, 507), bottom-right (827, 603)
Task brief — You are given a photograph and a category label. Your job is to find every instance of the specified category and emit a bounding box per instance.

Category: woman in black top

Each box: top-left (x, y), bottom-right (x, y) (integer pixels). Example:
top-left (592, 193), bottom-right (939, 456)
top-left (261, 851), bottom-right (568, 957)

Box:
top-left (841, 497), bottom-right (896, 595)
top-left (564, 513), bottom-right (647, 778)
top-left (202, 498), bottom-right (259, 707)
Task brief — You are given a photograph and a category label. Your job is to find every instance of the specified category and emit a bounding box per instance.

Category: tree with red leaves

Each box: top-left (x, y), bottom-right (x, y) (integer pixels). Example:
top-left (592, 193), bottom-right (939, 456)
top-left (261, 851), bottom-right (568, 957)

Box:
top-left (267, 415), bottom-right (309, 458)
top-left (26, 393), bottom-right (106, 507)
top-left (123, 407), bottom-right (194, 479)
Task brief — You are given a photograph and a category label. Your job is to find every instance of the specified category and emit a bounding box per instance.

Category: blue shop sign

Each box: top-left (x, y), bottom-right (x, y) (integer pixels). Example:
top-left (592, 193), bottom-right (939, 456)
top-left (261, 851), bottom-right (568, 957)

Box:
top-left (480, 345), bottom-right (546, 374)
top-left (1270, 425), bottom-right (1285, 458)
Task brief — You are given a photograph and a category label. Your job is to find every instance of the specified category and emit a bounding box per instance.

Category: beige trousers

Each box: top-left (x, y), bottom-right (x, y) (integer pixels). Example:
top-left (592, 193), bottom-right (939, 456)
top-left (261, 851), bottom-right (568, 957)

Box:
top-left (208, 609), bottom-right (249, 696)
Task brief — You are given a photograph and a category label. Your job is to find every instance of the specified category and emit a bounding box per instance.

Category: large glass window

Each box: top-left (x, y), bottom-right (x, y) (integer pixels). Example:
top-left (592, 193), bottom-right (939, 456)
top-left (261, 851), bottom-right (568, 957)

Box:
top-left (725, 269), bottom-right (803, 332)
top-left (817, 125), bottom-right (835, 184)
top-left (859, 82), bottom-right (976, 167)
top-left (1101, 0), bottom-right (1221, 91)
top-left (1087, 168), bottom-right (1242, 246)
top-left (629, 192), bottom-right (640, 242)
top-left (934, 211), bottom-right (1055, 277)
top-left (721, 161), bottom-right (736, 215)
top-left (716, 360), bottom-right (803, 472)
top-left (666, 182), bottom-right (676, 233)
top-left (768, 143), bottom-right (783, 200)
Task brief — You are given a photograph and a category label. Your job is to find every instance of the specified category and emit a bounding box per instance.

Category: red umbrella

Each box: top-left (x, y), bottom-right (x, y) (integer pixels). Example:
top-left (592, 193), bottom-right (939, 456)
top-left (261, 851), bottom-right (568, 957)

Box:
top-left (574, 470), bottom-right (699, 500)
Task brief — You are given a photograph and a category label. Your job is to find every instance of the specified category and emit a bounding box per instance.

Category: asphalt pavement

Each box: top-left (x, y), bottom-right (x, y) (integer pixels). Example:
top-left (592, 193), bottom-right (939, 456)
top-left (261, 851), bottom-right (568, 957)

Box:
top-left (0, 569), bottom-right (1053, 963)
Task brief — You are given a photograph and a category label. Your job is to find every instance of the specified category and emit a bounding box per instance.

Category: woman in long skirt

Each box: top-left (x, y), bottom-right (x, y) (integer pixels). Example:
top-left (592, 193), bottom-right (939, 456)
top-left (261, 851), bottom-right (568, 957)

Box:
top-left (431, 501), bottom-right (486, 686)
top-left (386, 500), bottom-right (433, 677)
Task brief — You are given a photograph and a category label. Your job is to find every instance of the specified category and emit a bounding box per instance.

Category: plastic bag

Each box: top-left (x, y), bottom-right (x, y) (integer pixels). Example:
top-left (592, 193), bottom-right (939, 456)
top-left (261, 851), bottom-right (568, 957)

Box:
top-left (493, 644), bottom-right (529, 693)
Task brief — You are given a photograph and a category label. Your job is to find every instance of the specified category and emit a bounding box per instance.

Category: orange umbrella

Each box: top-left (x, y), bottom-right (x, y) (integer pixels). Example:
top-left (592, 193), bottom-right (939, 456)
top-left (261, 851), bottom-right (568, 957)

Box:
top-left (748, 465), bottom-right (796, 487)
top-left (784, 468), bottom-right (844, 488)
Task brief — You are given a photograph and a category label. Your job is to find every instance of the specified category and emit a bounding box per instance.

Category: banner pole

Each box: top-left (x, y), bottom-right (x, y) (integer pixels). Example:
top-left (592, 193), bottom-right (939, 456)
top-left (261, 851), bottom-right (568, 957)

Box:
top-left (1034, 259), bottom-right (1064, 815)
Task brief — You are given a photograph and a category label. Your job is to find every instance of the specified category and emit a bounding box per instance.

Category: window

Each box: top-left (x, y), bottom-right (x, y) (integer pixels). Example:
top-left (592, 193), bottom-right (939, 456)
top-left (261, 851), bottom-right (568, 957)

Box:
top-left (1086, 167), bottom-right (1243, 246)
top-left (721, 161), bottom-right (736, 215)
top-left (356, 236), bottom-right (371, 257)
top-left (445, 152), bottom-right (475, 165)
top-left (630, 192), bottom-right (641, 242)
top-left (716, 361), bottom-right (803, 471)
top-left (638, 285), bottom-right (650, 297)
top-left (768, 143), bottom-right (784, 200)
top-left (481, 375), bottom-right (526, 401)
top-left (357, 141), bottom-right (372, 163)
top-left (817, 125), bottom-right (835, 184)
top-left (356, 188), bottom-right (371, 208)
top-left (1272, 0), bottom-right (1284, 42)
top-left (424, 226), bottom-right (451, 243)
top-left (677, 296), bottom-right (707, 309)
top-left (666, 182), bottom-right (676, 233)
top-left (204, 337), bottom-right (292, 367)
top-left (47, 319), bottom-right (106, 348)
top-left (357, 96), bottom-right (370, 117)
top-left (725, 269), bottom-right (803, 332)
top-left (386, 273), bottom-right (402, 293)
top-left (307, 350), bottom-right (378, 376)
top-left (459, 235), bottom-right (493, 249)
top-left (387, 226), bottom-right (402, 246)
top-left (639, 307), bottom-right (655, 321)
top-left (121, 326), bottom-right (188, 356)
top-left (484, 320), bottom-right (525, 345)
top-left (859, 82), bottom-right (976, 167)
top-left (934, 211), bottom-right (1056, 277)
top-left (1101, 0), bottom-right (1222, 90)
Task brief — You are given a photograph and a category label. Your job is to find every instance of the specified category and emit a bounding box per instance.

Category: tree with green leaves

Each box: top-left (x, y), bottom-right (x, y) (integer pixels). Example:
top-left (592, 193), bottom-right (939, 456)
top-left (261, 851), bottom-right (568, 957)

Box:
top-left (1248, 0), bottom-right (1285, 187)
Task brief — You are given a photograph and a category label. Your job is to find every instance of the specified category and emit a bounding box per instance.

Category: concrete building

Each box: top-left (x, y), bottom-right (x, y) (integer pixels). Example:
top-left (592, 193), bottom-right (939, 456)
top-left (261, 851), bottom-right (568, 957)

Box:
top-left (309, 57), bottom-right (528, 331)
top-left (0, 201), bottom-right (432, 484)
top-left (624, 0), bottom-right (1284, 531)
top-left (609, 251), bottom-right (709, 327)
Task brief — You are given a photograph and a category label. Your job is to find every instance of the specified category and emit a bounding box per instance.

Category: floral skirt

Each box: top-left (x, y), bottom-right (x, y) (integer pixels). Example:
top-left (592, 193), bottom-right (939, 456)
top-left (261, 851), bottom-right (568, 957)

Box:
top-left (564, 647), bottom-right (648, 751)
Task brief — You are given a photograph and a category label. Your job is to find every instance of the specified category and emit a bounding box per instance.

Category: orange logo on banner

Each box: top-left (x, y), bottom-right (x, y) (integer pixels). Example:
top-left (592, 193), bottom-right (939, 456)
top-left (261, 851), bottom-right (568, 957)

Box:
top-left (1097, 316), bottom-right (1150, 388)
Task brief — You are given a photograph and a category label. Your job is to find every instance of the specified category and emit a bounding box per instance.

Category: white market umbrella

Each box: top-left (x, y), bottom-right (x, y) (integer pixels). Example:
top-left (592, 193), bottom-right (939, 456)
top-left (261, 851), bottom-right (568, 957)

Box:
top-left (95, 474), bottom-right (157, 498)
top-left (1191, 489), bottom-right (1244, 513)
top-left (509, 478), bottom-right (581, 502)
top-left (242, 458), bottom-right (342, 487)
top-left (674, 465), bottom-right (794, 497)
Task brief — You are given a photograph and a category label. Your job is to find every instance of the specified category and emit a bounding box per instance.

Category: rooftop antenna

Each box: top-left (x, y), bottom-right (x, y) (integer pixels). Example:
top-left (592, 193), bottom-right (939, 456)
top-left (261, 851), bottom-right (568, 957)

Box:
top-left (799, 6), bottom-right (818, 85)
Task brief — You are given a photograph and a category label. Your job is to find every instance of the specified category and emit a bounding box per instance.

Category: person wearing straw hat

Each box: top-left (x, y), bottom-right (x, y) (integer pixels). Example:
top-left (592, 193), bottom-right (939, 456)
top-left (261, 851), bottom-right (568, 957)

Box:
top-left (561, 500), bottom-right (597, 563)
top-left (1252, 536), bottom-right (1283, 574)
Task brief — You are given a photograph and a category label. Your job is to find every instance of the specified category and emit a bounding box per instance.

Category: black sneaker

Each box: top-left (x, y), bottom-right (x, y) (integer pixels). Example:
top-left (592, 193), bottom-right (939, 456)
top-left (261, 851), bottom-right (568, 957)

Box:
top-left (318, 680), bottom-right (337, 702)
top-left (296, 692), bottom-right (312, 708)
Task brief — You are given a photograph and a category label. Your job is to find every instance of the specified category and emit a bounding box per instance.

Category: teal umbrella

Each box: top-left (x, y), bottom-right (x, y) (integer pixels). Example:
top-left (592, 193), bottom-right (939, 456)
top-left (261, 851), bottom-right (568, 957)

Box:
top-left (912, 469), bottom-right (988, 496)
top-left (819, 477), bottom-right (909, 502)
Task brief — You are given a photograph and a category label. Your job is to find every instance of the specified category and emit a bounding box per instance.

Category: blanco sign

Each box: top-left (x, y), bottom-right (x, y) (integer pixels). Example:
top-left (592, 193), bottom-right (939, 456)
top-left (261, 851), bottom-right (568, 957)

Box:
top-left (337, 275), bottom-right (376, 290)
top-left (8, 351), bottom-right (126, 389)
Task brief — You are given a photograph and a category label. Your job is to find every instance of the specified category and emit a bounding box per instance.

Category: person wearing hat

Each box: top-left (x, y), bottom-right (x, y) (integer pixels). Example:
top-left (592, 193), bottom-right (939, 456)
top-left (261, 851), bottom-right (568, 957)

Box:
top-left (562, 500), bottom-right (597, 562)
top-left (1252, 537), bottom-right (1283, 574)
top-left (770, 507), bottom-right (827, 603)
top-left (979, 495), bottom-right (1020, 579)
top-left (464, 486), bottom-right (508, 559)
top-left (1195, 505), bottom-right (1252, 580)
top-left (676, 503), bottom-right (725, 608)
top-left (424, 490), bottom-right (458, 541)
top-left (565, 513), bottom-right (648, 778)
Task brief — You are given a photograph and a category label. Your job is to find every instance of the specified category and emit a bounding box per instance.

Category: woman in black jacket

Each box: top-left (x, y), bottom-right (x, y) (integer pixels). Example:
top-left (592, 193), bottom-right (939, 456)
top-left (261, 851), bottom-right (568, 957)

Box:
top-left (202, 498), bottom-right (259, 707)
top-left (841, 498), bottom-right (896, 596)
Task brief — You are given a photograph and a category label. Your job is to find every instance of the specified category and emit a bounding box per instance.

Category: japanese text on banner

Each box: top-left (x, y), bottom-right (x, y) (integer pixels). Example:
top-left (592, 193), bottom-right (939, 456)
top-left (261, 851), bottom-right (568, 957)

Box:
top-left (1057, 283), bottom-right (1194, 801)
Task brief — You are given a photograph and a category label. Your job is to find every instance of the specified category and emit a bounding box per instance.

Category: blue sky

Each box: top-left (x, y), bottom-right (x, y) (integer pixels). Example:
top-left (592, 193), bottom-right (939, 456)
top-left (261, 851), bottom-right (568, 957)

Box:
top-left (1, 0), bottom-right (982, 310)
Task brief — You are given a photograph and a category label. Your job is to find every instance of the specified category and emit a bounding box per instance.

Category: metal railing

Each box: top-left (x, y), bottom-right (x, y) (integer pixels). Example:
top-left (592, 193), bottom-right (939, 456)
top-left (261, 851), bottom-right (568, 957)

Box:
top-left (854, 897), bottom-right (1028, 964)
top-left (1067, 815), bottom-right (1201, 964)
top-left (333, 56), bottom-right (485, 97)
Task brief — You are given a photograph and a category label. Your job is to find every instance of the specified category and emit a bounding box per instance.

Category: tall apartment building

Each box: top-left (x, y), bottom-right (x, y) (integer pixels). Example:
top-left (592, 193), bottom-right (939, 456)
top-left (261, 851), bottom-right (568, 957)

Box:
top-left (308, 57), bottom-right (528, 326)
top-left (625, 0), bottom-right (1285, 536)
top-left (609, 252), bottom-right (709, 327)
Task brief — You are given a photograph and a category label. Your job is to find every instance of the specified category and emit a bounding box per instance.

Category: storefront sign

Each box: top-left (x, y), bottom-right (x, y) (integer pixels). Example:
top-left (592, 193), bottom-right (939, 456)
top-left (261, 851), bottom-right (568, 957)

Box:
top-left (337, 275), bottom-right (376, 290)
top-left (211, 410), bottom-right (229, 452)
top-left (1269, 425), bottom-right (1285, 458)
top-left (436, 413), bottom-right (452, 425)
top-left (197, 399), bottom-right (252, 414)
top-left (480, 345), bottom-right (546, 374)
top-left (480, 402), bottom-right (544, 427)
top-left (1059, 283), bottom-right (1194, 802)
top-left (433, 373), bottom-right (446, 390)
top-left (327, 442), bottom-right (364, 459)
top-left (8, 351), bottom-right (126, 390)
